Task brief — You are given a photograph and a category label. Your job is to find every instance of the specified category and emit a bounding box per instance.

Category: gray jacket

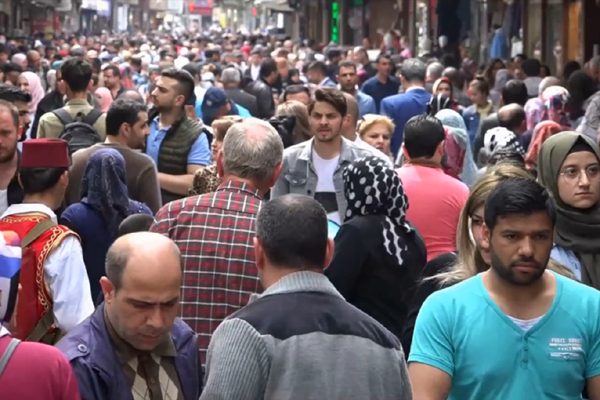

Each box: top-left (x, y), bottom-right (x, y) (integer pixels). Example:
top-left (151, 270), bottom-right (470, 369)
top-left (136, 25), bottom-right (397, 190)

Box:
top-left (271, 137), bottom-right (373, 221)
top-left (201, 271), bottom-right (412, 400)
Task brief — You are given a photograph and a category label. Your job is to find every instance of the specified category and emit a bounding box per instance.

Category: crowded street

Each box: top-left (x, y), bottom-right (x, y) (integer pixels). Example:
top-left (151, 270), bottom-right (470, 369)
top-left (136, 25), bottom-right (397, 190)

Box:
top-left (1, 0), bottom-right (600, 399)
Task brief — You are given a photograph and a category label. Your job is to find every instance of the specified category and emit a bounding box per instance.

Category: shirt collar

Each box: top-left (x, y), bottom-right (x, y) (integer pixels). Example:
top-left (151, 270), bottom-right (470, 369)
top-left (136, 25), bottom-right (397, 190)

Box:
top-left (299, 137), bottom-right (357, 163)
top-left (406, 85), bottom-right (426, 93)
top-left (250, 271), bottom-right (343, 303)
top-left (65, 98), bottom-right (91, 106)
top-left (217, 180), bottom-right (262, 200)
top-left (0, 325), bottom-right (10, 338)
top-left (104, 308), bottom-right (176, 363)
top-left (319, 77), bottom-right (330, 86)
top-left (1, 203), bottom-right (57, 222)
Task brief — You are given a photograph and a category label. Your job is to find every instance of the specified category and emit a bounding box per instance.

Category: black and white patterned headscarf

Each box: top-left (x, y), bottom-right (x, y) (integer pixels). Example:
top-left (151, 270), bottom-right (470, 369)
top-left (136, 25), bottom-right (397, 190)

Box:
top-left (343, 156), bottom-right (412, 266)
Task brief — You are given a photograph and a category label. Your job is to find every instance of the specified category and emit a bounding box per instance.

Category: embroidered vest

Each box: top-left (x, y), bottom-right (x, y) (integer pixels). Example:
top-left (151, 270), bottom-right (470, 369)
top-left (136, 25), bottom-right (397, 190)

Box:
top-left (0, 213), bottom-right (77, 340)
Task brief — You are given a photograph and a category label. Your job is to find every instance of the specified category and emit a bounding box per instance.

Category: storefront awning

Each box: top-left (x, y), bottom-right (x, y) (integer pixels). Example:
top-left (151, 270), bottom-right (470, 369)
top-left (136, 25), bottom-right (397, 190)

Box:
top-left (254, 0), bottom-right (294, 13)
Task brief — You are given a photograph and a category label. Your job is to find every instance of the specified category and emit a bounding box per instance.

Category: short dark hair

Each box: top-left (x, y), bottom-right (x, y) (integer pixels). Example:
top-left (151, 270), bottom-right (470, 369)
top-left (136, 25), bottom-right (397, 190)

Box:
top-left (502, 80), bottom-right (528, 106)
top-left (118, 214), bottom-right (155, 237)
top-left (0, 85), bottom-right (31, 104)
top-left (512, 54), bottom-right (528, 63)
top-left (19, 167), bottom-right (67, 195)
top-left (470, 76), bottom-right (490, 96)
top-left (522, 59), bottom-right (541, 77)
top-left (117, 89), bottom-right (145, 104)
top-left (130, 56), bottom-right (142, 67)
top-left (181, 63), bottom-right (199, 80)
top-left (105, 243), bottom-right (129, 291)
top-left (61, 58), bottom-right (92, 92)
top-left (259, 57), bottom-right (278, 78)
top-left (0, 100), bottom-right (18, 129)
top-left (106, 98), bottom-right (147, 136)
top-left (256, 194), bottom-right (328, 270)
top-left (376, 53), bottom-right (391, 64)
top-left (308, 87), bottom-right (347, 117)
top-left (160, 68), bottom-right (195, 103)
top-left (102, 64), bottom-right (121, 79)
top-left (337, 60), bottom-right (357, 72)
top-left (499, 105), bottom-right (526, 131)
top-left (282, 84), bottom-right (310, 102)
top-left (403, 114), bottom-right (445, 158)
top-left (485, 178), bottom-right (556, 232)
top-left (327, 47), bottom-right (341, 60)
top-left (3, 62), bottom-right (22, 75)
top-left (307, 60), bottom-right (328, 76)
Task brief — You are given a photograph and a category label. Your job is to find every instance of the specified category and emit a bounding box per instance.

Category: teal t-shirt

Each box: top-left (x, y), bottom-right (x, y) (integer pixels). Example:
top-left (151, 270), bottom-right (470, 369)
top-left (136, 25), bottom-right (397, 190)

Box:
top-left (409, 272), bottom-right (600, 400)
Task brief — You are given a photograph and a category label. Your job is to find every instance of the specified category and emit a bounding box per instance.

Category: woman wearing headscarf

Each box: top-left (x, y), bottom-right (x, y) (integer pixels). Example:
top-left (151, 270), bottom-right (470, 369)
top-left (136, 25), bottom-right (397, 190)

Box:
top-left (538, 131), bottom-right (600, 285)
top-left (577, 93), bottom-right (600, 142)
top-left (46, 70), bottom-right (56, 94)
top-left (432, 77), bottom-right (461, 113)
top-left (541, 85), bottom-right (571, 127)
top-left (566, 70), bottom-right (597, 129)
top-left (11, 53), bottom-right (27, 70)
top-left (325, 156), bottom-right (427, 339)
top-left (525, 120), bottom-right (564, 168)
top-left (94, 87), bottom-right (113, 113)
top-left (61, 149), bottom-right (152, 301)
top-left (18, 71), bottom-right (44, 141)
top-left (489, 69), bottom-right (513, 110)
top-left (436, 109), bottom-right (478, 187)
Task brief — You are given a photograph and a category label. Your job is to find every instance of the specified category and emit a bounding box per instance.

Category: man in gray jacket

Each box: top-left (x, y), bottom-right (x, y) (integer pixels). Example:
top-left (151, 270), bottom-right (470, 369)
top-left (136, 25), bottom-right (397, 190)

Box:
top-left (201, 195), bottom-right (412, 400)
top-left (271, 87), bottom-right (372, 224)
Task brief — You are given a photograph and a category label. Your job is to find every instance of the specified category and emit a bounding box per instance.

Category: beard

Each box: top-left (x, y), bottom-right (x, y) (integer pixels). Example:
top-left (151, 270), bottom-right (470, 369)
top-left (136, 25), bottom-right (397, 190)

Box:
top-left (489, 246), bottom-right (548, 286)
top-left (0, 141), bottom-right (17, 164)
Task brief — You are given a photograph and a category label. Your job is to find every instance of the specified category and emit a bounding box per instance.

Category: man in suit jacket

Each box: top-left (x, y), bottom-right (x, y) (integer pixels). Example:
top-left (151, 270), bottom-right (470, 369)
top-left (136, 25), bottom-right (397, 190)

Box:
top-left (222, 67), bottom-right (259, 117)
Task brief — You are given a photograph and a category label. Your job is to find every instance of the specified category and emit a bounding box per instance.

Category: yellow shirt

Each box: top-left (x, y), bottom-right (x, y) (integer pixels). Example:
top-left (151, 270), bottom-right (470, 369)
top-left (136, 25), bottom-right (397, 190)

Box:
top-left (476, 100), bottom-right (493, 119)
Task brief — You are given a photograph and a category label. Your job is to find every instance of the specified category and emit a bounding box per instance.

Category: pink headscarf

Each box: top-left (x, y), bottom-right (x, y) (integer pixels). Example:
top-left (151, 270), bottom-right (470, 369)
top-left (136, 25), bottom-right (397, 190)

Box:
top-left (21, 72), bottom-right (44, 114)
top-left (95, 87), bottom-right (113, 113)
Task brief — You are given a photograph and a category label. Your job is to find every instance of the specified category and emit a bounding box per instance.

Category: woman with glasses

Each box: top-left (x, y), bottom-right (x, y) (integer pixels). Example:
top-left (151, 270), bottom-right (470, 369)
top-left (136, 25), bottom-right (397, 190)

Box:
top-left (538, 131), bottom-right (600, 285)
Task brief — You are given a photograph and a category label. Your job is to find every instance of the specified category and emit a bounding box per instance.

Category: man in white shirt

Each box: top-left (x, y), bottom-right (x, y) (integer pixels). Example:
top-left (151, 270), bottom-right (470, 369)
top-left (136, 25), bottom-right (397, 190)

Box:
top-left (0, 137), bottom-right (94, 342)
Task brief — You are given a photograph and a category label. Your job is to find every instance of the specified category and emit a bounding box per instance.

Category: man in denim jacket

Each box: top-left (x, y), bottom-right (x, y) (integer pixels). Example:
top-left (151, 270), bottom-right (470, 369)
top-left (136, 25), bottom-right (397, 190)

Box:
top-left (272, 87), bottom-right (372, 224)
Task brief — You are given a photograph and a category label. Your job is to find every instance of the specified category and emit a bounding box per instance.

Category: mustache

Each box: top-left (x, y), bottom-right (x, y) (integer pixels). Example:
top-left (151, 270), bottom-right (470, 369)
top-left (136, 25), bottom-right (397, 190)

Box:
top-left (510, 257), bottom-right (541, 268)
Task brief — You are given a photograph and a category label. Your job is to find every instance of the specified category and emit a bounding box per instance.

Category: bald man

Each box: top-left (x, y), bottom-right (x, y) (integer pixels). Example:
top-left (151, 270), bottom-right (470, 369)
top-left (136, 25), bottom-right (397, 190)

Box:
top-left (57, 232), bottom-right (202, 400)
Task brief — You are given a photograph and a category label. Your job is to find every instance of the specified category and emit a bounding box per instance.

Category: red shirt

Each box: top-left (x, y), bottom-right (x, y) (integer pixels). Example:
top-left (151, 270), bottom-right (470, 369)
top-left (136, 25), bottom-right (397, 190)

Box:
top-left (0, 335), bottom-right (81, 400)
top-left (151, 181), bottom-right (263, 364)
top-left (396, 164), bottom-right (469, 260)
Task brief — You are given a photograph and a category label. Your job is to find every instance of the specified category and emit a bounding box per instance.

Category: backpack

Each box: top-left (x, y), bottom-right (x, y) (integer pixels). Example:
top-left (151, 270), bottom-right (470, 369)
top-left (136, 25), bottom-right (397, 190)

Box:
top-left (53, 108), bottom-right (103, 155)
top-left (13, 219), bottom-right (63, 345)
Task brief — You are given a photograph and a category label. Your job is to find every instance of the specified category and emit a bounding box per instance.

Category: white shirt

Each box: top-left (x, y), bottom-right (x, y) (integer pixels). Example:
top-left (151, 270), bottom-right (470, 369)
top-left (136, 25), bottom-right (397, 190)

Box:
top-left (354, 137), bottom-right (394, 167)
top-left (0, 189), bottom-right (7, 216)
top-left (251, 65), bottom-right (261, 81)
top-left (312, 149), bottom-right (341, 224)
top-left (1, 203), bottom-right (94, 333)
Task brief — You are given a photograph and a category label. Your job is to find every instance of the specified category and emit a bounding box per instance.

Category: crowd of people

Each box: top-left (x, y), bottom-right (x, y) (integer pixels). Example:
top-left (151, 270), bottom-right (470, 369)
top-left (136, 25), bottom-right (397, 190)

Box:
top-left (1, 30), bottom-right (600, 400)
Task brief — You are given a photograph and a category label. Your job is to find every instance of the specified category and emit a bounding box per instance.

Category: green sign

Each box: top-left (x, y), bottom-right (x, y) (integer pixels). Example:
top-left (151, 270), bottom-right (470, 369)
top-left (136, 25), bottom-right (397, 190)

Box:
top-left (331, 1), bottom-right (339, 43)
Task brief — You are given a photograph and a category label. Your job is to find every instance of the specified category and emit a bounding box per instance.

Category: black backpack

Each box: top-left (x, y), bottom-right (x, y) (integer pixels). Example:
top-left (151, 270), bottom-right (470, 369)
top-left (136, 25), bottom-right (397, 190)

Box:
top-left (53, 108), bottom-right (103, 155)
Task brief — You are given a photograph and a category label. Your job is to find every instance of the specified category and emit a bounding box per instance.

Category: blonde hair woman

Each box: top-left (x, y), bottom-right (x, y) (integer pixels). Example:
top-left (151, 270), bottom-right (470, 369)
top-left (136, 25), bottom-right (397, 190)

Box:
top-left (357, 115), bottom-right (395, 159)
top-left (275, 100), bottom-right (313, 144)
top-left (400, 163), bottom-right (575, 354)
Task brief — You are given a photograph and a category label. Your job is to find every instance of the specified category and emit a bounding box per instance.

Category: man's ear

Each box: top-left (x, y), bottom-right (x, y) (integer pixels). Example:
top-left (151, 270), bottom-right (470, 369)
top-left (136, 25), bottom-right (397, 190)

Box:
top-left (481, 223), bottom-right (491, 251)
top-left (254, 237), bottom-right (265, 273)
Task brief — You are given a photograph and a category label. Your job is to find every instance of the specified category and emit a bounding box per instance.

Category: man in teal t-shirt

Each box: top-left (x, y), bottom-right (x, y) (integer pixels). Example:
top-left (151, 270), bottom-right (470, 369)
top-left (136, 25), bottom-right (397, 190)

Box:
top-left (408, 178), bottom-right (600, 400)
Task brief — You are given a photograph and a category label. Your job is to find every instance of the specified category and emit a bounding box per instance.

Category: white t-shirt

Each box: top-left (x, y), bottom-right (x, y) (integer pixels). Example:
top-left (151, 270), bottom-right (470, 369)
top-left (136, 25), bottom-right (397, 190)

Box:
top-left (312, 149), bottom-right (341, 224)
top-left (0, 189), bottom-right (8, 216)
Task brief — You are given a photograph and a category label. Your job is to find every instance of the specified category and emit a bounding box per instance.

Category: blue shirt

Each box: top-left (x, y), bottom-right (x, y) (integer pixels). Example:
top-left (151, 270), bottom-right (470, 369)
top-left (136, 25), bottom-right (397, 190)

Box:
top-left (361, 75), bottom-right (400, 113)
top-left (381, 88), bottom-right (431, 156)
top-left (409, 272), bottom-right (600, 400)
top-left (147, 116), bottom-right (211, 167)
top-left (356, 91), bottom-right (377, 119)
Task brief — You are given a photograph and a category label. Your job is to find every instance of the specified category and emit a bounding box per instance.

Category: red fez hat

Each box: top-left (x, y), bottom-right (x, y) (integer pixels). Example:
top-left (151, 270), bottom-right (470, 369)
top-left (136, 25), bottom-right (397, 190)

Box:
top-left (21, 139), bottom-right (70, 168)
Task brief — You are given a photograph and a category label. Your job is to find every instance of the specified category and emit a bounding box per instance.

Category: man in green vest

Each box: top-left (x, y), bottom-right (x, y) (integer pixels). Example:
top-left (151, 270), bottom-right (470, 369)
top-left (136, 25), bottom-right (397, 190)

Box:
top-left (147, 68), bottom-right (211, 205)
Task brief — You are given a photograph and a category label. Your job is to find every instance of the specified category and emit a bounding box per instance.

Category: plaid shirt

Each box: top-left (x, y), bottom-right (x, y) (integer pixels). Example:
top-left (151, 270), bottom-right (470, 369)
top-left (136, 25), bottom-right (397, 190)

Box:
top-left (151, 180), bottom-right (262, 364)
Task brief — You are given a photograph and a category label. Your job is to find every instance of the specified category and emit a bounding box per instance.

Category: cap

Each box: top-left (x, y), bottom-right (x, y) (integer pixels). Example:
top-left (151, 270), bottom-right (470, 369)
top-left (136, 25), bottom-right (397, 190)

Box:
top-left (201, 88), bottom-right (229, 125)
top-left (21, 139), bottom-right (70, 168)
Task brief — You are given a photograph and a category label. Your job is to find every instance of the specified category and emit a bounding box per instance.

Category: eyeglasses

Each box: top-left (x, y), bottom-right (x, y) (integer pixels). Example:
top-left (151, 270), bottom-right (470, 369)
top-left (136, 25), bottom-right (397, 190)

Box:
top-left (559, 165), bottom-right (600, 183)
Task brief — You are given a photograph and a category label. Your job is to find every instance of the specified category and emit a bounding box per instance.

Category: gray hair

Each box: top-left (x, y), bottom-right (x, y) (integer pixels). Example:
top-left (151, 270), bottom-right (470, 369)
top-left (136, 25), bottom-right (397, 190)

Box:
top-left (426, 62), bottom-right (444, 80)
top-left (222, 118), bottom-right (284, 183)
top-left (221, 67), bottom-right (241, 84)
top-left (401, 58), bottom-right (427, 82)
top-left (538, 76), bottom-right (562, 96)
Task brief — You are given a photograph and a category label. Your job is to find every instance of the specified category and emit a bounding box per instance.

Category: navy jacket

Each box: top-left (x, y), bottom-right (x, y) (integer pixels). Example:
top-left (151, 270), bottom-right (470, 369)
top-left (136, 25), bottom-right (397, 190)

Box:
top-left (57, 303), bottom-right (202, 400)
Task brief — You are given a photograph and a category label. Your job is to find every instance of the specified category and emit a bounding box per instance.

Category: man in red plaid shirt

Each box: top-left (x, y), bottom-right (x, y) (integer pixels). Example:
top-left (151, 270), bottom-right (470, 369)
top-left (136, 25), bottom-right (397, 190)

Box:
top-left (151, 118), bottom-right (284, 364)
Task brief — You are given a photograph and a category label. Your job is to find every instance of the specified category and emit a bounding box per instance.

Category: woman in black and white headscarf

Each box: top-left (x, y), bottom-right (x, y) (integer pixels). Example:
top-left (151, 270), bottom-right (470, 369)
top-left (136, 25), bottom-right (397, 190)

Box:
top-left (325, 156), bottom-right (427, 340)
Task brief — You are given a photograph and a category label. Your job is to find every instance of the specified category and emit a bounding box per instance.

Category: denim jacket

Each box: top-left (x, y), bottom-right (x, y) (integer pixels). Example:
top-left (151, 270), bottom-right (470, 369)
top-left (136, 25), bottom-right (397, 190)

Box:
top-left (462, 105), bottom-right (481, 146)
top-left (271, 137), bottom-right (373, 221)
top-left (57, 303), bottom-right (202, 400)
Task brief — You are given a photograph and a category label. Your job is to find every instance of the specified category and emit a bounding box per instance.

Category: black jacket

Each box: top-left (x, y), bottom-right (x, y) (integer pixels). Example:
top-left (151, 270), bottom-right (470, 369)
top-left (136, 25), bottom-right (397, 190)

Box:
top-left (245, 77), bottom-right (275, 119)
top-left (224, 88), bottom-right (259, 117)
top-left (325, 214), bottom-right (427, 340)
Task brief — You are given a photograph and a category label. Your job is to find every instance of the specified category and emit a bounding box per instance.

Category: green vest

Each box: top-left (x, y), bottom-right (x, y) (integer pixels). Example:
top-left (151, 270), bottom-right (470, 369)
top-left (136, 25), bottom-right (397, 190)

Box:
top-left (151, 110), bottom-right (202, 204)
